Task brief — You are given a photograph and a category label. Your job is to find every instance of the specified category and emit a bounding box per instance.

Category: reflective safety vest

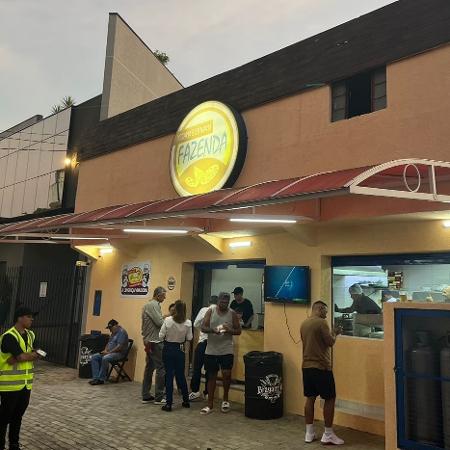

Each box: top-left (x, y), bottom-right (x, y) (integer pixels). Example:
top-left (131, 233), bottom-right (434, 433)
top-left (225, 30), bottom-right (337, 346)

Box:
top-left (0, 327), bottom-right (35, 391)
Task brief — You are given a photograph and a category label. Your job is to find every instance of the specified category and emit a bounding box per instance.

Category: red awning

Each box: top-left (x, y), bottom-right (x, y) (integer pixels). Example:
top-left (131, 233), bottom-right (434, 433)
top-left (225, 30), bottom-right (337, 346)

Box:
top-left (1, 159), bottom-right (449, 235)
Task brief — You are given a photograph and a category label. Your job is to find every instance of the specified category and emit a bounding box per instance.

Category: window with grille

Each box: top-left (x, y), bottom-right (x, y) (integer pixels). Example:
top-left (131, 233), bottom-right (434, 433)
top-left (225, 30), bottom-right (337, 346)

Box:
top-left (331, 67), bottom-right (387, 122)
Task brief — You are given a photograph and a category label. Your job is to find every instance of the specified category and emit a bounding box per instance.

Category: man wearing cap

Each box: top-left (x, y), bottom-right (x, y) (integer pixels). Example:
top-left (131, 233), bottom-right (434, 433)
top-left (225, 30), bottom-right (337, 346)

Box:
top-left (0, 307), bottom-right (39, 450)
top-left (334, 284), bottom-right (382, 314)
top-left (89, 320), bottom-right (128, 386)
top-left (230, 287), bottom-right (254, 329)
top-left (141, 286), bottom-right (167, 404)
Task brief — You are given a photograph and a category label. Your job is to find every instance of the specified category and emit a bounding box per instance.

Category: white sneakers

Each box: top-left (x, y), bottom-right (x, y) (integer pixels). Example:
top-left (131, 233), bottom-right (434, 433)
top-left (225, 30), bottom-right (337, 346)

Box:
top-left (321, 432), bottom-right (344, 445)
top-left (305, 431), bottom-right (316, 443)
top-left (189, 391), bottom-right (201, 401)
top-left (305, 429), bottom-right (344, 445)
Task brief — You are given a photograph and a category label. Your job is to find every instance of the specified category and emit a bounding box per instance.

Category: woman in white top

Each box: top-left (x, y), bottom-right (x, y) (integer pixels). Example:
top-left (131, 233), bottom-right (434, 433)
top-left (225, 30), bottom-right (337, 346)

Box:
top-left (159, 300), bottom-right (193, 411)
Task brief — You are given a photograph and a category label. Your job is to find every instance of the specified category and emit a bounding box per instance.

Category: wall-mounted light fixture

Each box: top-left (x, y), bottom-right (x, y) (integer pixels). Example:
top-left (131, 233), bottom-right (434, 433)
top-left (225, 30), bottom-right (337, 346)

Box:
top-left (229, 241), bottom-right (252, 249)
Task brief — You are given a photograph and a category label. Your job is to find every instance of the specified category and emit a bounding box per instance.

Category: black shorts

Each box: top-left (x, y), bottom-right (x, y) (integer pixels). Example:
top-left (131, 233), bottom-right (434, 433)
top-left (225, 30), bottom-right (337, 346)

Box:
top-left (204, 354), bottom-right (234, 373)
top-left (302, 368), bottom-right (336, 400)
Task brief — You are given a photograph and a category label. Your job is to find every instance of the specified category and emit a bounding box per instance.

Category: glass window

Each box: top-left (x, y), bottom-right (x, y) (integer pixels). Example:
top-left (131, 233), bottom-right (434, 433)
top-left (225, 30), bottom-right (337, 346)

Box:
top-left (38, 146), bottom-right (53, 176)
top-left (35, 174), bottom-right (50, 210)
top-left (54, 132), bottom-right (68, 152)
top-left (333, 262), bottom-right (450, 339)
top-left (0, 137), bottom-right (10, 158)
top-left (30, 121), bottom-right (44, 148)
top-left (48, 169), bottom-right (64, 208)
top-left (52, 150), bottom-right (66, 172)
top-left (42, 115), bottom-right (57, 141)
top-left (26, 147), bottom-right (40, 179)
top-left (19, 128), bottom-right (31, 150)
top-left (1, 185), bottom-right (13, 217)
top-left (11, 182), bottom-right (25, 217)
top-left (15, 150), bottom-right (29, 183)
top-left (331, 66), bottom-right (387, 122)
top-left (23, 178), bottom-right (37, 215)
top-left (5, 152), bottom-right (18, 187)
top-left (55, 108), bottom-right (71, 134)
top-left (0, 157), bottom-right (7, 188)
top-left (8, 132), bottom-right (19, 153)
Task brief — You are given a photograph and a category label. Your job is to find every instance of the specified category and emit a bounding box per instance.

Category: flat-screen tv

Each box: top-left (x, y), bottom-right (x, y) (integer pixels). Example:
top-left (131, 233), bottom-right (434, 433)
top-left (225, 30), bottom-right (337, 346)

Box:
top-left (264, 265), bottom-right (310, 304)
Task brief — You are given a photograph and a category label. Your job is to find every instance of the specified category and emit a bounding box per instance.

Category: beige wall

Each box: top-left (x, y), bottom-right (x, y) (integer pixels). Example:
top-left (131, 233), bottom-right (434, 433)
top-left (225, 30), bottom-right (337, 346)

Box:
top-left (100, 14), bottom-right (182, 121)
top-left (77, 44), bottom-right (450, 213)
top-left (83, 218), bottom-right (450, 435)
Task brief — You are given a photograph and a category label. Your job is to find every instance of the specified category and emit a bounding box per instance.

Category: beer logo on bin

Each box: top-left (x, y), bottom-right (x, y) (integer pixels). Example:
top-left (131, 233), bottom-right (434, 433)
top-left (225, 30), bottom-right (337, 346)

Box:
top-left (257, 374), bottom-right (282, 403)
top-left (79, 346), bottom-right (92, 366)
top-left (170, 101), bottom-right (247, 197)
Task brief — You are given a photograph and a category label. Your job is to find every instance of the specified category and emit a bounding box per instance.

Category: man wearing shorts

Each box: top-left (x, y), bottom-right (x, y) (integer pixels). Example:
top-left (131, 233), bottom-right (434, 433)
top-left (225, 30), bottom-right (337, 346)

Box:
top-left (300, 301), bottom-right (343, 445)
top-left (200, 292), bottom-right (241, 414)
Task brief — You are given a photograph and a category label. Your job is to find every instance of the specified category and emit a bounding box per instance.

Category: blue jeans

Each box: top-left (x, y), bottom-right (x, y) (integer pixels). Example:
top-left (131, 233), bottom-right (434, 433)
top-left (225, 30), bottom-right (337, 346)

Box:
top-left (91, 353), bottom-right (123, 381)
top-left (162, 342), bottom-right (189, 406)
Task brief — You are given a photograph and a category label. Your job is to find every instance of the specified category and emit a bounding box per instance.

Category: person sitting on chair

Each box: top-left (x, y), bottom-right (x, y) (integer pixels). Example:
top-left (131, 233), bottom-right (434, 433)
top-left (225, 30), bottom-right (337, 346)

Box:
top-left (89, 319), bottom-right (128, 385)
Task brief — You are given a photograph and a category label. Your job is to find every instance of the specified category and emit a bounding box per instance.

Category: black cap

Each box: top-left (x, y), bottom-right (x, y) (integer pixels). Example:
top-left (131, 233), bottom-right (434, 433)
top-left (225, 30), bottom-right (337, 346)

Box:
top-left (106, 319), bottom-right (118, 329)
top-left (14, 307), bottom-right (36, 322)
top-left (232, 287), bottom-right (243, 294)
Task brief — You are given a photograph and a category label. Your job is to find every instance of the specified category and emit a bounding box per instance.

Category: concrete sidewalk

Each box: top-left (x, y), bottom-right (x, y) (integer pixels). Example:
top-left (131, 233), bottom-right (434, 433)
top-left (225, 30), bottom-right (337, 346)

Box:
top-left (18, 362), bottom-right (385, 450)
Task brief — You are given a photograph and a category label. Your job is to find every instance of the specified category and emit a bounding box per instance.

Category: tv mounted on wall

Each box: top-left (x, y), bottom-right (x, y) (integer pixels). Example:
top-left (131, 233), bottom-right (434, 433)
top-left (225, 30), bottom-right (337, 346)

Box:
top-left (264, 265), bottom-right (310, 304)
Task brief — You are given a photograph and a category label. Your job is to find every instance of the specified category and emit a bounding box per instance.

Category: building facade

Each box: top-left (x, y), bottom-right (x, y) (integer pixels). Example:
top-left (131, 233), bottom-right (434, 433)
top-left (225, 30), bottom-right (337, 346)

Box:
top-left (1, 0), bottom-right (450, 442)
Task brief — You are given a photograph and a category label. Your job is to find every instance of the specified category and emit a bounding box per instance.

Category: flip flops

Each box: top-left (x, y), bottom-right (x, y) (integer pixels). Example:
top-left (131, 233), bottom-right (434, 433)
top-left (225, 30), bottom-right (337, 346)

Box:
top-left (221, 401), bottom-right (231, 413)
top-left (200, 406), bottom-right (213, 415)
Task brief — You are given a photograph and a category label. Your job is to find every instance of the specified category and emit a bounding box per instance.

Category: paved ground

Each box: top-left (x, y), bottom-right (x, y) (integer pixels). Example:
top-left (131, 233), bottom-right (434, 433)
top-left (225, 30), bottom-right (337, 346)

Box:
top-left (17, 362), bottom-right (385, 450)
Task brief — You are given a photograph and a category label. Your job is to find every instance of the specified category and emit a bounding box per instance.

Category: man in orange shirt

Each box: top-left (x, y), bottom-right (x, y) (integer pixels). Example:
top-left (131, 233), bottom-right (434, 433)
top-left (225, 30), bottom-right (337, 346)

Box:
top-left (300, 301), bottom-right (343, 445)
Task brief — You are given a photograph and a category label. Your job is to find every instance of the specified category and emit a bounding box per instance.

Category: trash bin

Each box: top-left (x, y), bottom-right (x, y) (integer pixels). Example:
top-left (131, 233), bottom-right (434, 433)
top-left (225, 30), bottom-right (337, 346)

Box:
top-left (79, 333), bottom-right (109, 378)
top-left (244, 351), bottom-right (283, 419)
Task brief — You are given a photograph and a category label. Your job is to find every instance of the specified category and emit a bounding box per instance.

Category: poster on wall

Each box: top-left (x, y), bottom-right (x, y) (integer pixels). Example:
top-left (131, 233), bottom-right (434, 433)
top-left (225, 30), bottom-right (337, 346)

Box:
top-left (121, 262), bottom-right (151, 297)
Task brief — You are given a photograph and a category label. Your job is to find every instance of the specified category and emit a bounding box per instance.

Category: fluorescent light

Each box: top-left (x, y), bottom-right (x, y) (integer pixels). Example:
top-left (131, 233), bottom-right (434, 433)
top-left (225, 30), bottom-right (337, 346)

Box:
top-left (443, 220), bottom-right (450, 228)
top-left (124, 228), bottom-right (189, 234)
top-left (52, 236), bottom-right (109, 240)
top-left (230, 218), bottom-right (297, 224)
top-left (229, 241), bottom-right (252, 248)
top-left (99, 247), bottom-right (113, 255)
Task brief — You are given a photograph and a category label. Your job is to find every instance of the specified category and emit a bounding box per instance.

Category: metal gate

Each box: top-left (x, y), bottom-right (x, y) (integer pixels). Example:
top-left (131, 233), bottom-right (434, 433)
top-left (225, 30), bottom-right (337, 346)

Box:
top-left (0, 264), bottom-right (87, 367)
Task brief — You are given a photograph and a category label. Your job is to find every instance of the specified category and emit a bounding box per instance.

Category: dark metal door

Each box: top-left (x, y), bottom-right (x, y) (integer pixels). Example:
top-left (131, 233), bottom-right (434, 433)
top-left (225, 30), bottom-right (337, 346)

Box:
top-left (0, 264), bottom-right (87, 367)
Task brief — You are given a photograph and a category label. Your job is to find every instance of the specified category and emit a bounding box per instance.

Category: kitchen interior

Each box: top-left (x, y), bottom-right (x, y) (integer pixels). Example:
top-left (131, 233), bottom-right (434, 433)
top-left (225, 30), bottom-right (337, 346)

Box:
top-left (333, 263), bottom-right (450, 339)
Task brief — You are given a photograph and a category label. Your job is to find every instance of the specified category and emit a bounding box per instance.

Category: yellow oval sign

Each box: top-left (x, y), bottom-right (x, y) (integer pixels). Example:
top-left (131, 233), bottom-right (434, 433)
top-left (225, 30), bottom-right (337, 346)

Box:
top-left (170, 101), bottom-right (246, 196)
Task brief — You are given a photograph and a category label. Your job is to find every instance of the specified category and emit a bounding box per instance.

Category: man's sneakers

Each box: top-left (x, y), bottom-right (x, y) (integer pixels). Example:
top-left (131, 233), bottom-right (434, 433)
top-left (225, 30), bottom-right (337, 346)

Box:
top-left (305, 431), bottom-right (316, 443)
top-left (154, 397), bottom-right (166, 405)
top-left (141, 395), bottom-right (155, 404)
top-left (89, 379), bottom-right (104, 385)
top-left (321, 431), bottom-right (344, 445)
top-left (189, 391), bottom-right (201, 401)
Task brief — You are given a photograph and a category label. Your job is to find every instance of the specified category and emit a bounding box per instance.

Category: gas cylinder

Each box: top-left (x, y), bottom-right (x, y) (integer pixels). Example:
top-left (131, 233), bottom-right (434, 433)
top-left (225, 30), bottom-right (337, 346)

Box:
top-left (407, 331), bottom-right (443, 446)
top-left (440, 332), bottom-right (450, 449)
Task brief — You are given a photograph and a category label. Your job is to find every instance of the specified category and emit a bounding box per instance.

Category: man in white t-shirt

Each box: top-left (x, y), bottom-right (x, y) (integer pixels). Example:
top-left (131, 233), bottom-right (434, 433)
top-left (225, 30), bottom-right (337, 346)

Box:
top-left (189, 295), bottom-right (218, 401)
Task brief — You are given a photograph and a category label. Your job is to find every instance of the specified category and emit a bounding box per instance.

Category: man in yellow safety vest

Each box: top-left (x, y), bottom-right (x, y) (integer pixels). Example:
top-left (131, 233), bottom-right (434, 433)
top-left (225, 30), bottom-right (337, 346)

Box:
top-left (0, 307), bottom-right (39, 450)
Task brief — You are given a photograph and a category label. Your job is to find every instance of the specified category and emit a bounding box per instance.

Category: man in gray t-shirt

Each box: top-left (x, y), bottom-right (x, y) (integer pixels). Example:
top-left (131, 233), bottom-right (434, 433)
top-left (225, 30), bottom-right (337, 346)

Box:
top-left (201, 292), bottom-right (241, 414)
top-left (141, 286), bottom-right (167, 403)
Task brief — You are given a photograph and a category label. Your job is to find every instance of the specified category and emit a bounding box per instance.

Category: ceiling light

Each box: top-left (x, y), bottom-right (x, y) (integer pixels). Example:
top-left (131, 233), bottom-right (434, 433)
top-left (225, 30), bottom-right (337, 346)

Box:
top-left (230, 218), bottom-right (297, 224)
top-left (99, 247), bottom-right (113, 255)
top-left (443, 220), bottom-right (450, 228)
top-left (51, 236), bottom-right (109, 240)
top-left (123, 228), bottom-right (189, 234)
top-left (229, 241), bottom-right (252, 248)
